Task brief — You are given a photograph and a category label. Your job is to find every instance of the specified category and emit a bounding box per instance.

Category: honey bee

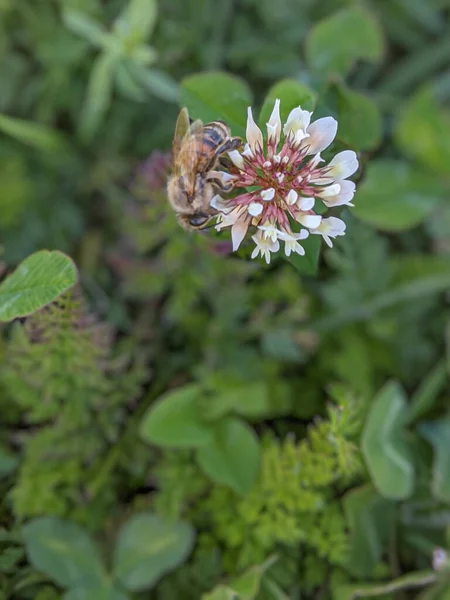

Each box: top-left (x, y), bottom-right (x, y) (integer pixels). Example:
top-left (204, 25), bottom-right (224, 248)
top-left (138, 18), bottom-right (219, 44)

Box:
top-left (167, 107), bottom-right (242, 230)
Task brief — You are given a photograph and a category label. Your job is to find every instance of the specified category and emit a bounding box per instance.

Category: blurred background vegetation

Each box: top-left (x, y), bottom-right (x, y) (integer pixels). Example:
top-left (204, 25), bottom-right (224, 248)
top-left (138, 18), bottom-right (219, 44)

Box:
top-left (1, 0), bottom-right (450, 598)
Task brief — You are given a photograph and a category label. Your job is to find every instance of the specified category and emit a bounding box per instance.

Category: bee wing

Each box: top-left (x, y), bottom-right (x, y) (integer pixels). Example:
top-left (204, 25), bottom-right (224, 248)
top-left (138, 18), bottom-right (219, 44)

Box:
top-left (172, 107), bottom-right (190, 164)
top-left (172, 109), bottom-right (204, 183)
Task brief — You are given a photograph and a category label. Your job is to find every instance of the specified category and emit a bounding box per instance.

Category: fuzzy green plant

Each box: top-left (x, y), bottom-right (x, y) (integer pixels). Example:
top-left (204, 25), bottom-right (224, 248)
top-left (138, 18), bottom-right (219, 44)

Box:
top-left (0, 291), bottom-right (148, 523)
top-left (152, 397), bottom-right (363, 575)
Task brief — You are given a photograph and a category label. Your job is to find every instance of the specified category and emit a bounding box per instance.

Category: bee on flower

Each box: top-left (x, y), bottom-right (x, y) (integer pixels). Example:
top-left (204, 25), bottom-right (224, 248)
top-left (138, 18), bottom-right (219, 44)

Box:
top-left (211, 99), bottom-right (359, 263)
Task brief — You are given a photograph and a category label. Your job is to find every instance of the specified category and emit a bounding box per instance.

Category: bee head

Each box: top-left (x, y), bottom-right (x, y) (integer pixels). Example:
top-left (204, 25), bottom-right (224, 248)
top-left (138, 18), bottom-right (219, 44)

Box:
top-left (177, 212), bottom-right (212, 230)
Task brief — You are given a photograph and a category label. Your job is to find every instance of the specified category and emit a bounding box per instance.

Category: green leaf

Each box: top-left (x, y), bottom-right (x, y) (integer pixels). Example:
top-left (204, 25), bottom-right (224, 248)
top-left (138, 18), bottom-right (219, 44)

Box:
top-left (113, 513), bottom-right (194, 591)
top-left (284, 234), bottom-right (321, 276)
top-left (306, 6), bottom-right (384, 76)
top-left (406, 360), bottom-right (448, 424)
top-left (79, 50), bottom-right (119, 142)
top-left (115, 62), bottom-right (148, 103)
top-left (0, 445), bottom-right (18, 479)
top-left (64, 584), bottom-right (128, 600)
top-left (258, 79), bottom-right (317, 129)
top-left (231, 556), bottom-right (277, 599)
top-left (362, 381), bottom-right (415, 499)
top-left (22, 518), bottom-right (105, 589)
top-left (343, 485), bottom-right (395, 577)
top-left (180, 72), bottom-right (252, 136)
top-left (128, 65), bottom-right (179, 102)
top-left (353, 160), bottom-right (444, 231)
top-left (115, 0), bottom-right (158, 42)
top-left (260, 579), bottom-right (290, 600)
top-left (202, 586), bottom-right (237, 600)
top-left (335, 84), bottom-right (382, 151)
top-left (0, 114), bottom-right (69, 154)
top-left (139, 384), bottom-right (214, 448)
top-left (395, 86), bottom-right (450, 176)
top-left (62, 10), bottom-right (108, 47)
top-left (196, 417), bottom-right (260, 495)
top-left (418, 419), bottom-right (450, 502)
top-left (0, 251), bottom-right (77, 322)
top-left (201, 381), bottom-right (270, 421)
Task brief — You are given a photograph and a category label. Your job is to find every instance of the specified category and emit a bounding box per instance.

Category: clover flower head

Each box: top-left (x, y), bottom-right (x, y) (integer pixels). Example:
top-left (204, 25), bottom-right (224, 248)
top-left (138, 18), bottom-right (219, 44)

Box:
top-left (211, 99), bottom-right (359, 263)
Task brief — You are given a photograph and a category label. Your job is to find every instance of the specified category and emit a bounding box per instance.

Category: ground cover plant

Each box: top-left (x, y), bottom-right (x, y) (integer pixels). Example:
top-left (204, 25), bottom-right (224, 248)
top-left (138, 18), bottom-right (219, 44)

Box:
top-left (1, 0), bottom-right (450, 598)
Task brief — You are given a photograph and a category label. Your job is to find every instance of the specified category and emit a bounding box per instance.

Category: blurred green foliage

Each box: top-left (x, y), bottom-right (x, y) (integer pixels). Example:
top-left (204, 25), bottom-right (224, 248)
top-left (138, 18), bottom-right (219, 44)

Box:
top-left (1, 0), bottom-right (450, 598)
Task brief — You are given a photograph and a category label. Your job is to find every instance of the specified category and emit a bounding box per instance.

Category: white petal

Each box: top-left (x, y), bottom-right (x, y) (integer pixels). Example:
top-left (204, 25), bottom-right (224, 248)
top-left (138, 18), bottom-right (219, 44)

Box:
top-left (210, 194), bottom-right (232, 213)
top-left (323, 234), bottom-right (333, 248)
top-left (283, 107), bottom-right (312, 139)
top-left (286, 189), bottom-right (298, 205)
top-left (228, 150), bottom-right (244, 170)
top-left (327, 150), bottom-right (359, 180)
top-left (324, 216), bottom-right (346, 235)
top-left (261, 187), bottom-right (275, 201)
top-left (297, 196), bottom-right (315, 211)
top-left (266, 98), bottom-right (281, 146)
top-left (242, 143), bottom-right (254, 158)
top-left (251, 246), bottom-right (259, 259)
top-left (246, 107), bottom-right (263, 151)
top-left (248, 202), bottom-right (263, 216)
top-left (292, 242), bottom-right (305, 256)
top-left (231, 219), bottom-right (248, 251)
top-left (309, 152), bottom-right (324, 168)
top-left (297, 214), bottom-right (322, 229)
top-left (304, 117), bottom-right (338, 154)
top-left (318, 183), bottom-right (341, 198)
top-left (321, 180), bottom-right (355, 207)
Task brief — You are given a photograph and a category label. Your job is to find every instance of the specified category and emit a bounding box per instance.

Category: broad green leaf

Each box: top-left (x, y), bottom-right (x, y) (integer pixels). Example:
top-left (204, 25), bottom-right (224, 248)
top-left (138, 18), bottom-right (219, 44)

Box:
top-left (113, 513), bottom-right (194, 591)
top-left (362, 381), bottom-right (415, 499)
top-left (306, 7), bottom-right (384, 76)
top-left (418, 419), bottom-right (450, 502)
top-left (335, 84), bottom-right (382, 151)
top-left (64, 584), bottom-right (128, 600)
top-left (196, 417), bottom-right (260, 495)
top-left (0, 114), bottom-right (69, 153)
top-left (180, 72), bottom-right (252, 136)
top-left (353, 160), bottom-right (444, 231)
top-left (62, 10), bottom-right (109, 47)
top-left (139, 384), bottom-right (214, 448)
top-left (0, 445), bottom-right (18, 478)
top-left (395, 86), bottom-right (450, 176)
top-left (343, 485), bottom-right (395, 577)
top-left (258, 79), bottom-right (317, 129)
top-left (22, 518), bottom-right (105, 588)
top-left (284, 235), bottom-right (321, 277)
top-left (79, 50), bottom-right (119, 142)
top-left (406, 360), bottom-right (447, 424)
top-left (201, 381), bottom-right (269, 421)
top-left (0, 251), bottom-right (77, 322)
top-left (128, 65), bottom-right (179, 102)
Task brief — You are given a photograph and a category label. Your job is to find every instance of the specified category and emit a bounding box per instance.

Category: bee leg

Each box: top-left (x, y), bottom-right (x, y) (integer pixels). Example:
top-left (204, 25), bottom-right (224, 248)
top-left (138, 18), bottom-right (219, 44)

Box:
top-left (207, 170), bottom-right (235, 192)
top-left (215, 137), bottom-right (243, 158)
top-left (205, 137), bottom-right (243, 171)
